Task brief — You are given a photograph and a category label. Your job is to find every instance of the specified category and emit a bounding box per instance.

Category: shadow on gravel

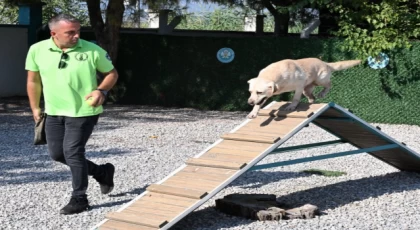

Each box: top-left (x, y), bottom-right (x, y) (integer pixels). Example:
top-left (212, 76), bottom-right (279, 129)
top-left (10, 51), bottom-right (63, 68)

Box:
top-left (0, 169), bottom-right (71, 186)
top-left (171, 171), bottom-right (420, 229)
top-left (91, 198), bottom-right (134, 209)
top-left (109, 185), bottom-right (148, 198)
top-left (87, 148), bottom-right (138, 158)
top-left (276, 171), bottom-right (420, 211)
top-left (230, 170), bottom-right (313, 189)
top-left (171, 205), bottom-right (253, 230)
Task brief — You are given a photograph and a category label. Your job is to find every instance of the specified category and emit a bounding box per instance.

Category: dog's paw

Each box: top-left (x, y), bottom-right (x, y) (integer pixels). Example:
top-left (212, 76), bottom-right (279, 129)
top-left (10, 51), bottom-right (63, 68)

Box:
top-left (317, 92), bottom-right (327, 99)
top-left (247, 112), bottom-right (258, 119)
top-left (284, 104), bottom-right (297, 111)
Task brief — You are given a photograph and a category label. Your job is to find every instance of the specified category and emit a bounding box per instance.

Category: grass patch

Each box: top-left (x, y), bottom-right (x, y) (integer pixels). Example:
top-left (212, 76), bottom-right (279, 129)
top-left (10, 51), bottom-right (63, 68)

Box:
top-left (302, 169), bottom-right (347, 177)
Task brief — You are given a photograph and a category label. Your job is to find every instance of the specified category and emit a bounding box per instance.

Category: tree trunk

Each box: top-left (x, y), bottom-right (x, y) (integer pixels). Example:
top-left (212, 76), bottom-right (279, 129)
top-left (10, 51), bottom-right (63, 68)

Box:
top-left (86, 0), bottom-right (124, 64)
top-left (263, 0), bottom-right (289, 36)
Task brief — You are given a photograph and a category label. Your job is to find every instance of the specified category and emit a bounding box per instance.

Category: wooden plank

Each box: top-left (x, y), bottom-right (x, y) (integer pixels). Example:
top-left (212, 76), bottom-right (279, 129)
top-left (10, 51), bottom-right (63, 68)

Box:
top-left (142, 192), bottom-right (199, 207)
top-left (221, 133), bottom-right (280, 144)
top-left (186, 158), bottom-right (247, 170)
top-left (258, 102), bottom-right (326, 118)
top-left (162, 179), bottom-right (217, 191)
top-left (146, 184), bottom-right (207, 199)
top-left (236, 126), bottom-right (295, 135)
top-left (233, 130), bottom-right (286, 138)
top-left (269, 102), bottom-right (326, 111)
top-left (106, 212), bottom-right (168, 229)
top-left (166, 175), bottom-right (223, 186)
top-left (162, 176), bottom-right (221, 190)
top-left (131, 199), bottom-right (191, 211)
top-left (207, 147), bottom-right (263, 158)
top-left (266, 101), bottom-right (291, 109)
top-left (180, 165), bottom-right (237, 175)
top-left (100, 220), bottom-right (157, 230)
top-left (200, 151), bottom-right (256, 163)
top-left (235, 127), bottom-right (296, 137)
top-left (258, 109), bottom-right (314, 118)
top-left (123, 207), bottom-right (176, 220)
top-left (215, 142), bottom-right (269, 152)
top-left (246, 117), bottom-right (305, 127)
top-left (220, 140), bottom-right (272, 148)
top-left (174, 170), bottom-right (234, 182)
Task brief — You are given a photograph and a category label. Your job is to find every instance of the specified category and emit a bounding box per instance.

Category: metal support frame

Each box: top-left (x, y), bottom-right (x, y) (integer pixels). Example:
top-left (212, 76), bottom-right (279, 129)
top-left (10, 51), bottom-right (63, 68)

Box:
top-left (250, 102), bottom-right (403, 171)
top-left (251, 143), bottom-right (399, 170)
top-left (269, 140), bottom-right (345, 154)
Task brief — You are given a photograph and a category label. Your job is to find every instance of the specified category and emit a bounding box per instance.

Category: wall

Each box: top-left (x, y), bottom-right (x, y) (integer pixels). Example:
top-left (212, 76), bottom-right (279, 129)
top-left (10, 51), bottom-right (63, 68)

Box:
top-left (0, 26), bottom-right (28, 97)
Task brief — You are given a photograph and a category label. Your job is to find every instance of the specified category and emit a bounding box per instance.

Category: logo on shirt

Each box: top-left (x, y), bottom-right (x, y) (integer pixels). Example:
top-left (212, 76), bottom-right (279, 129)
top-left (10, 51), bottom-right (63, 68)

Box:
top-left (106, 53), bottom-right (112, 61)
top-left (75, 53), bottom-right (88, 61)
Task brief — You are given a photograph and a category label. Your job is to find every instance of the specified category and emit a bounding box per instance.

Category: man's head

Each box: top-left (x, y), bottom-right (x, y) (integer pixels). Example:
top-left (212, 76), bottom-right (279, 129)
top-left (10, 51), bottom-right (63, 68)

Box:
top-left (49, 14), bottom-right (81, 49)
top-left (247, 78), bottom-right (277, 106)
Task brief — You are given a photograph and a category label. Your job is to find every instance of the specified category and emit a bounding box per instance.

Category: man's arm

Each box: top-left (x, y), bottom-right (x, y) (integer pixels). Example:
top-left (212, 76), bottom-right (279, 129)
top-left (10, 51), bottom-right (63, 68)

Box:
top-left (97, 68), bottom-right (118, 91)
top-left (27, 71), bottom-right (42, 122)
top-left (84, 69), bottom-right (119, 106)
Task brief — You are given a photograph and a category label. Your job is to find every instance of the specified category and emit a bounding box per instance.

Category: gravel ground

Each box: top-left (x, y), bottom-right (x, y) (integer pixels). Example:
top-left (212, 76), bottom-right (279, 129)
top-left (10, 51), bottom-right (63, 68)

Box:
top-left (1, 98), bottom-right (420, 230)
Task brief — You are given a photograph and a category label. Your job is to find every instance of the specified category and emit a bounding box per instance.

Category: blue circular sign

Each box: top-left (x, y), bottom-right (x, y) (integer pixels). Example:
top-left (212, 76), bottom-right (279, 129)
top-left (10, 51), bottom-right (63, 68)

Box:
top-left (217, 48), bottom-right (235, 63)
top-left (367, 52), bottom-right (389, 69)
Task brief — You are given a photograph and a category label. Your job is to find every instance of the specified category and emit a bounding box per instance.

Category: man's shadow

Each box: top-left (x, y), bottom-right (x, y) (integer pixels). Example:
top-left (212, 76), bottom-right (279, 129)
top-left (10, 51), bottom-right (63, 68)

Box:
top-left (90, 185), bottom-right (148, 209)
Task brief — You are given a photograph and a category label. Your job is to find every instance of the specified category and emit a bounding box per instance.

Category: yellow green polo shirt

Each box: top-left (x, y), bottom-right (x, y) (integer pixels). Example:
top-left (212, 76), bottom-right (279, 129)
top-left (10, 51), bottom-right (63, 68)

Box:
top-left (25, 38), bottom-right (114, 117)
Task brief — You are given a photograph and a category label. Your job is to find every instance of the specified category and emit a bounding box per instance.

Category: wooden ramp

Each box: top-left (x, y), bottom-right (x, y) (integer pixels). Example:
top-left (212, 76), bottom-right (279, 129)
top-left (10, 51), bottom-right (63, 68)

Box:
top-left (93, 101), bottom-right (420, 230)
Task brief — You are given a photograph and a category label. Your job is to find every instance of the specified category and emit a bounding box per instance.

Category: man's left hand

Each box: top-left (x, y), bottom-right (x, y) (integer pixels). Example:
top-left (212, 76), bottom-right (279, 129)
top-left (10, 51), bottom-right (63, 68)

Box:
top-left (85, 90), bottom-right (105, 107)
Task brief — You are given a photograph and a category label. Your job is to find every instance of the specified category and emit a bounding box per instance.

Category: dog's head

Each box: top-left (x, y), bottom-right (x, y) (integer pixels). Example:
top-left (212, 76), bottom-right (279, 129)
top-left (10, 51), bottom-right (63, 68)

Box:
top-left (247, 78), bottom-right (277, 106)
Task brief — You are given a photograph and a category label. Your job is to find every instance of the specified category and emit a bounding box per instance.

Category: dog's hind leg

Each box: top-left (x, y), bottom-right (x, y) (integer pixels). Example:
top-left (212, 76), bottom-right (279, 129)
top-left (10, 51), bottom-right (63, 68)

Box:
top-left (303, 84), bottom-right (316, 103)
top-left (315, 71), bottom-right (332, 99)
top-left (317, 81), bottom-right (331, 99)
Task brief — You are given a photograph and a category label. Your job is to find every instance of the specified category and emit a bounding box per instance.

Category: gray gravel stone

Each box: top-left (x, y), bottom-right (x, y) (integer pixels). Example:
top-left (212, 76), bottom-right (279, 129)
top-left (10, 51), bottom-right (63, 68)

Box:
top-left (1, 99), bottom-right (420, 230)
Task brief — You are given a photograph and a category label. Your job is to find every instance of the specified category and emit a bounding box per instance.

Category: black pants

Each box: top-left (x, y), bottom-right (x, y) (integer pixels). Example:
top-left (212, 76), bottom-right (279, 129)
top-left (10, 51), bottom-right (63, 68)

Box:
top-left (45, 115), bottom-right (104, 197)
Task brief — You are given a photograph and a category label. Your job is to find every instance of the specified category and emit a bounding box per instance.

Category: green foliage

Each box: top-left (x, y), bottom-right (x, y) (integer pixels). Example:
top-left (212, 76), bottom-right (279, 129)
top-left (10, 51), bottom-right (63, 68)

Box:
top-left (302, 169), bottom-right (347, 177)
top-left (41, 0), bottom-right (90, 26)
top-left (327, 0), bottom-right (420, 59)
top-left (263, 15), bottom-right (318, 34)
top-left (0, 0), bottom-right (90, 25)
top-left (176, 6), bottom-right (246, 31)
top-left (0, 2), bottom-right (18, 24)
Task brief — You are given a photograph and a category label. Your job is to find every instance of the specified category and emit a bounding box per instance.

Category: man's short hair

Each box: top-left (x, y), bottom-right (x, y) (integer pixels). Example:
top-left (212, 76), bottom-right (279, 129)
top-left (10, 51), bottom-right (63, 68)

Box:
top-left (48, 13), bottom-right (80, 30)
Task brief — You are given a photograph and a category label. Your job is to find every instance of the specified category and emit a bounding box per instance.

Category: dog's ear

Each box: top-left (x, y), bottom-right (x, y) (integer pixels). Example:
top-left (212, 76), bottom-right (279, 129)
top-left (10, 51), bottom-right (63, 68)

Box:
top-left (247, 78), bottom-right (256, 85)
top-left (267, 82), bottom-right (276, 94)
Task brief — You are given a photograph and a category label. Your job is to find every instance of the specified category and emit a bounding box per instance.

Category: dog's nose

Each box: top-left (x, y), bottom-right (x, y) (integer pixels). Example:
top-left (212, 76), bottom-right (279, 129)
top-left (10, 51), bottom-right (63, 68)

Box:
top-left (248, 99), bottom-right (254, 106)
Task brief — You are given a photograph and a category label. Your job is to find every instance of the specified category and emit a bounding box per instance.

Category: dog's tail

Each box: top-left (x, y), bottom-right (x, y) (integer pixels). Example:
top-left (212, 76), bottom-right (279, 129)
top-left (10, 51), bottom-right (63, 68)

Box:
top-left (327, 60), bottom-right (362, 71)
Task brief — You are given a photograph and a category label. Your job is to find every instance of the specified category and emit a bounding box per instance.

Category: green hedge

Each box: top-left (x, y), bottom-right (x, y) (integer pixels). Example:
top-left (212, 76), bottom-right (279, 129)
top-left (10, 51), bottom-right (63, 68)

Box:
top-left (82, 33), bottom-right (420, 125)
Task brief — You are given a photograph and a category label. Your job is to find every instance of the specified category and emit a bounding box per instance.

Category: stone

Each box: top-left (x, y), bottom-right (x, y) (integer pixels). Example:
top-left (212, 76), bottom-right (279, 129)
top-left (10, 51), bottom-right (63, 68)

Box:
top-left (215, 193), bottom-right (319, 221)
top-left (284, 204), bottom-right (319, 219)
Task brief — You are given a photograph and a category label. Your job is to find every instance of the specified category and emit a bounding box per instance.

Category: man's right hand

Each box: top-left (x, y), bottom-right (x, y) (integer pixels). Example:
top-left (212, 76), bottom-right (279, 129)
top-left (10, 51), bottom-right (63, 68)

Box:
top-left (32, 108), bottom-right (42, 122)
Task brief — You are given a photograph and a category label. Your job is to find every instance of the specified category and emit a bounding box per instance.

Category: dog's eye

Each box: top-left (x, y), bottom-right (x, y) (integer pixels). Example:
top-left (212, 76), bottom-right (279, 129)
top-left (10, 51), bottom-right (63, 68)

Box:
top-left (257, 92), bottom-right (262, 94)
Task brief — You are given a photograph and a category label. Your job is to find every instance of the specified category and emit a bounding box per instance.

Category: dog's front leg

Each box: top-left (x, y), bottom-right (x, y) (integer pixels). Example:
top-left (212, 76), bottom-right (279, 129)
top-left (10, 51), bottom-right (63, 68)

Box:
top-left (285, 87), bottom-right (304, 111)
top-left (247, 105), bottom-right (261, 119)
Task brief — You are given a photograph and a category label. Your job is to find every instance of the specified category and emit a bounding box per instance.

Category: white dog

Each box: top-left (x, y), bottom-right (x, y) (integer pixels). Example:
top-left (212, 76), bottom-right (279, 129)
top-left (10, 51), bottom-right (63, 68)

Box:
top-left (247, 58), bottom-right (361, 119)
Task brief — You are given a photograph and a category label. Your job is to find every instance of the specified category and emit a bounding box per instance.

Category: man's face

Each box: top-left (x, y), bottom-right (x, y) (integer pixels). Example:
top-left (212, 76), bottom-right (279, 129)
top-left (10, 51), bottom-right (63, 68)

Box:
top-left (50, 20), bottom-right (81, 48)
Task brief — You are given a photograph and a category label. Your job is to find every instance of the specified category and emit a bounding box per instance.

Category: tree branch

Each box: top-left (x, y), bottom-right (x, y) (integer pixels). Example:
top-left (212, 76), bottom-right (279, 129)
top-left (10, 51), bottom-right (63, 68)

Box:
top-left (262, 0), bottom-right (278, 16)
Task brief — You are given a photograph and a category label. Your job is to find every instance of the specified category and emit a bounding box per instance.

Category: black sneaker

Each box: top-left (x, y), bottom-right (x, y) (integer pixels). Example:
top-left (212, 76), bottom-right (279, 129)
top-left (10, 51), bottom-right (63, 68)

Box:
top-left (60, 195), bottom-right (90, 215)
top-left (95, 163), bottom-right (115, 194)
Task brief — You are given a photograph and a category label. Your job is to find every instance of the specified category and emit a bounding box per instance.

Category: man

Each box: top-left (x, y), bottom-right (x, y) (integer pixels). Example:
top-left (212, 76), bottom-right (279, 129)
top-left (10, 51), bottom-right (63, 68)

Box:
top-left (25, 13), bottom-right (118, 215)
